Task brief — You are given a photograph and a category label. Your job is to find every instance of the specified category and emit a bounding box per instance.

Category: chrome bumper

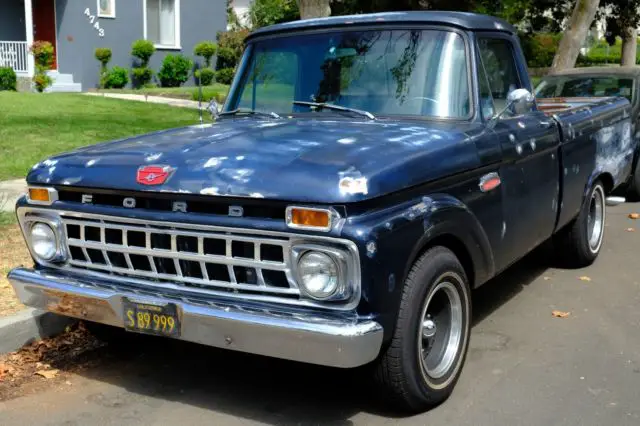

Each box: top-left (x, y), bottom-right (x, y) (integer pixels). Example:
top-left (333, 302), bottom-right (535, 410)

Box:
top-left (7, 267), bottom-right (383, 368)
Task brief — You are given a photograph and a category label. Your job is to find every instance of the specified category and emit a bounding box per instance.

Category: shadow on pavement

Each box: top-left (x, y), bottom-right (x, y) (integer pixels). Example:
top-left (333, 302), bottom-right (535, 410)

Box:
top-left (56, 245), bottom-right (553, 424)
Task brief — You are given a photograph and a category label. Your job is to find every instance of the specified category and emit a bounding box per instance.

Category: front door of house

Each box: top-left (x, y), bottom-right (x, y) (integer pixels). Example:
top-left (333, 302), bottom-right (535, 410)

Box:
top-left (32, 0), bottom-right (57, 70)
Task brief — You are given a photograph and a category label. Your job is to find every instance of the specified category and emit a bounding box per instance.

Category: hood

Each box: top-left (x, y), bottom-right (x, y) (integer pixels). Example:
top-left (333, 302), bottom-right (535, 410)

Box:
top-left (27, 117), bottom-right (484, 203)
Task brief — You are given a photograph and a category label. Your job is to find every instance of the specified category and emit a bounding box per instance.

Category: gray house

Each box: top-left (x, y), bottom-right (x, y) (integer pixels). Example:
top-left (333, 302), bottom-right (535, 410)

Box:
top-left (0, 0), bottom-right (227, 91)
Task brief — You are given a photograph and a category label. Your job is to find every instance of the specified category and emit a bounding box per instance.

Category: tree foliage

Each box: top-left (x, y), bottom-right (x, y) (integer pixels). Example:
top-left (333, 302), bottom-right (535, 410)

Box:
top-left (250, 0), bottom-right (300, 28)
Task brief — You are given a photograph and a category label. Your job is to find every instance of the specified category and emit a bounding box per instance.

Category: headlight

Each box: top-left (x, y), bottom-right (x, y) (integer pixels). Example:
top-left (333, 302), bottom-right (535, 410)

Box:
top-left (298, 251), bottom-right (339, 299)
top-left (30, 223), bottom-right (57, 261)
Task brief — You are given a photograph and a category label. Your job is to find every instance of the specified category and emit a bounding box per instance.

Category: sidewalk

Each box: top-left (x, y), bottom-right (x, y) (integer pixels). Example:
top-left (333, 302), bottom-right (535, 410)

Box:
top-left (0, 179), bottom-right (26, 213)
top-left (84, 92), bottom-right (208, 109)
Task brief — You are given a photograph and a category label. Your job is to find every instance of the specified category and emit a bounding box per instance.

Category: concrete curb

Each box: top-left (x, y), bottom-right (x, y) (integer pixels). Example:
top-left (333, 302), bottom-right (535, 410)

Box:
top-left (0, 308), bottom-right (76, 354)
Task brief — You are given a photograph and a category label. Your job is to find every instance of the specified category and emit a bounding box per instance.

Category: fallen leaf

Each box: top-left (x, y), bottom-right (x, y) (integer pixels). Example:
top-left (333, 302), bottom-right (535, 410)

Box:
top-left (65, 380), bottom-right (72, 386)
top-left (629, 213), bottom-right (640, 219)
top-left (543, 276), bottom-right (551, 281)
top-left (35, 369), bottom-right (59, 379)
top-left (579, 276), bottom-right (591, 282)
top-left (552, 310), bottom-right (571, 318)
top-left (627, 228), bottom-right (636, 232)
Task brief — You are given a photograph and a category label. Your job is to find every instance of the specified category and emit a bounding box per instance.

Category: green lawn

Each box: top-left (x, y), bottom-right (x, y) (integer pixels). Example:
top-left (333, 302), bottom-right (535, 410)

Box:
top-left (96, 84), bottom-right (230, 103)
top-left (0, 93), bottom-right (208, 181)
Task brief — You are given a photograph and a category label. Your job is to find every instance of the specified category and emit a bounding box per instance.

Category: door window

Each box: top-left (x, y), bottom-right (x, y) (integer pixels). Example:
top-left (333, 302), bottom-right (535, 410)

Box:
top-left (477, 38), bottom-right (522, 115)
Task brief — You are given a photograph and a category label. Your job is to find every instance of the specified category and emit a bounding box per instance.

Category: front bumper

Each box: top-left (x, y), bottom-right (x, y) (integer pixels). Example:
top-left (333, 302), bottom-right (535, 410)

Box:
top-left (8, 267), bottom-right (383, 368)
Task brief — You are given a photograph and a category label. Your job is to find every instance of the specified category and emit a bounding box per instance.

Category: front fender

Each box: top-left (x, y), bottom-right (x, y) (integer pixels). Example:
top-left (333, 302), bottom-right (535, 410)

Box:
top-left (405, 194), bottom-right (495, 288)
top-left (342, 194), bottom-right (495, 343)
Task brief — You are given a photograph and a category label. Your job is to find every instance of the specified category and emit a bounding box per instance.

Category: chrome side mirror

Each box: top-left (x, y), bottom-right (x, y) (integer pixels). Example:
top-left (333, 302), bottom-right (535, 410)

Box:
top-left (207, 99), bottom-right (220, 120)
top-left (507, 88), bottom-right (535, 116)
top-left (487, 88), bottom-right (535, 128)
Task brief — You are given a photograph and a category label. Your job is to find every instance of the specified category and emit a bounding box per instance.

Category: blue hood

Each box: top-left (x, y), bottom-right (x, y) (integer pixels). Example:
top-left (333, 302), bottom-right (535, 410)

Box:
top-left (27, 117), bottom-right (483, 203)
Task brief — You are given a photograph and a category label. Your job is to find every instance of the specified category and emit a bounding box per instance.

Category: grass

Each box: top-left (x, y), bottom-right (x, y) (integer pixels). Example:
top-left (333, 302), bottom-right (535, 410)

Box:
top-left (0, 93), bottom-right (209, 181)
top-left (96, 84), bottom-right (230, 103)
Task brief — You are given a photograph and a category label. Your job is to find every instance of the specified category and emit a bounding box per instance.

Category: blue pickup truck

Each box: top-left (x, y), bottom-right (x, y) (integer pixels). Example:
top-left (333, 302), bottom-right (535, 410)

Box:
top-left (7, 12), bottom-right (636, 413)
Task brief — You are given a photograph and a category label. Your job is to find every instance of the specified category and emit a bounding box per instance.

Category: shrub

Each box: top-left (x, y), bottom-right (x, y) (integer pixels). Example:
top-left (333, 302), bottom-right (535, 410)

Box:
top-left (132, 67), bottom-right (154, 87)
top-left (95, 47), bottom-right (112, 88)
top-left (216, 68), bottom-right (235, 85)
top-left (103, 66), bottom-right (129, 89)
top-left (215, 28), bottom-right (249, 71)
top-left (33, 73), bottom-right (53, 92)
top-left (131, 39), bottom-right (155, 89)
top-left (158, 54), bottom-right (193, 87)
top-left (0, 67), bottom-right (17, 91)
top-left (520, 32), bottom-right (561, 68)
top-left (194, 41), bottom-right (218, 67)
top-left (30, 40), bottom-right (54, 92)
top-left (131, 39), bottom-right (155, 66)
top-left (195, 68), bottom-right (216, 86)
top-left (30, 40), bottom-right (55, 70)
top-left (95, 47), bottom-right (112, 69)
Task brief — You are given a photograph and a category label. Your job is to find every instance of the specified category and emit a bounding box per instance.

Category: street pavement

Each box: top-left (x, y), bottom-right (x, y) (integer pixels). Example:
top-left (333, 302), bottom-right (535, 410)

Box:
top-left (1, 202), bottom-right (640, 425)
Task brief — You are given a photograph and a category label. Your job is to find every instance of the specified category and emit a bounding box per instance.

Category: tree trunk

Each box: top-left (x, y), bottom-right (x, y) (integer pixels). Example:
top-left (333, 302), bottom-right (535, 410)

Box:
top-left (551, 0), bottom-right (600, 71)
top-left (621, 28), bottom-right (638, 66)
top-left (297, 0), bottom-right (331, 19)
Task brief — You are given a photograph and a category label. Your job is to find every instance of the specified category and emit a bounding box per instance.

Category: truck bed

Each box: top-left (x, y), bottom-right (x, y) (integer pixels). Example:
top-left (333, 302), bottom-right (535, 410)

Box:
top-left (546, 96), bottom-right (634, 231)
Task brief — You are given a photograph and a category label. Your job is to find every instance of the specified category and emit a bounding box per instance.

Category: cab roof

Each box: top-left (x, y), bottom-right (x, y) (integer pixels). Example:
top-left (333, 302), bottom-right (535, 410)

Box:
top-left (246, 11), bottom-right (516, 40)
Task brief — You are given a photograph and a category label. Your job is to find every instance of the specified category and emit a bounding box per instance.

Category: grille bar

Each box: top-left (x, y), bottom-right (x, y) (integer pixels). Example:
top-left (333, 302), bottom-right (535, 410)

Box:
top-left (61, 215), bottom-right (297, 299)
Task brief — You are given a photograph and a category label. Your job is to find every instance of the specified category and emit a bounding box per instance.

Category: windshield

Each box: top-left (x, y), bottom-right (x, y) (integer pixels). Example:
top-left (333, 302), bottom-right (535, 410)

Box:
top-left (227, 29), bottom-right (471, 119)
top-left (535, 75), bottom-right (635, 102)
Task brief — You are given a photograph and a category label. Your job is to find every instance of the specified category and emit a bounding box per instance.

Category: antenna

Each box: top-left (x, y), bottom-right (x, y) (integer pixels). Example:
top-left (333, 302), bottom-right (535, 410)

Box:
top-left (197, 66), bottom-right (203, 125)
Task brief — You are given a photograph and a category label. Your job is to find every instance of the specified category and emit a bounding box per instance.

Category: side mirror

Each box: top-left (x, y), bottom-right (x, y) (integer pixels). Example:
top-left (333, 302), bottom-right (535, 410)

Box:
top-left (487, 88), bottom-right (535, 129)
top-left (507, 88), bottom-right (535, 116)
top-left (207, 99), bottom-right (220, 120)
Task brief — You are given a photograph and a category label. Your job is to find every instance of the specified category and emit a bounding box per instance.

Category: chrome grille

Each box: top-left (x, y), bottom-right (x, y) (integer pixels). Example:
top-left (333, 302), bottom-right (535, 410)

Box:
top-left (60, 215), bottom-right (300, 300)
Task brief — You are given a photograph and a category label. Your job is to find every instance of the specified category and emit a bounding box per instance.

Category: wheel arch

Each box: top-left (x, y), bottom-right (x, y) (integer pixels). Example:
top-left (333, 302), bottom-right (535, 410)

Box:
top-left (401, 196), bottom-right (495, 290)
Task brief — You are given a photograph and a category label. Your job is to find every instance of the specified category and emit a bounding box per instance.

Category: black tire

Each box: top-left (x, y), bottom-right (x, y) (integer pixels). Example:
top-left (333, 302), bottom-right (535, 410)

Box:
top-left (373, 246), bottom-right (472, 413)
top-left (626, 159), bottom-right (640, 201)
top-left (553, 180), bottom-right (606, 267)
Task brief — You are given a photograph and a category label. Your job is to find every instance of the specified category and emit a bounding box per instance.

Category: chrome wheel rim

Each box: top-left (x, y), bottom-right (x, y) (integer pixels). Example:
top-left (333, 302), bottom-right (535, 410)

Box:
top-left (587, 185), bottom-right (605, 253)
top-left (418, 280), bottom-right (463, 380)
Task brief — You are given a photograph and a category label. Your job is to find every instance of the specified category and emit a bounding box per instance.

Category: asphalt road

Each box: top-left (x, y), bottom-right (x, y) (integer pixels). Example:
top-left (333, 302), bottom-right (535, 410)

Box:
top-left (2, 202), bottom-right (640, 425)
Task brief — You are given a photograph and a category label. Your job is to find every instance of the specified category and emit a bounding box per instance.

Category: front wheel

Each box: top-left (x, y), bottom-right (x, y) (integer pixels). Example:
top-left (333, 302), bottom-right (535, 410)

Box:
top-left (373, 247), bottom-right (471, 413)
top-left (553, 180), bottom-right (606, 267)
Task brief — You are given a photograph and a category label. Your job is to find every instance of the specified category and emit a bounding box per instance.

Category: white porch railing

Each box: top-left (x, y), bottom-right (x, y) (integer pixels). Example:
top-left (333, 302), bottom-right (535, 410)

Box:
top-left (0, 41), bottom-right (29, 74)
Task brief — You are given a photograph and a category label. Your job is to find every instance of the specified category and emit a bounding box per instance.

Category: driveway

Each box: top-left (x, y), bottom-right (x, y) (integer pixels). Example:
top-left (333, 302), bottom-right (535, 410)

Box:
top-left (1, 203), bottom-right (639, 425)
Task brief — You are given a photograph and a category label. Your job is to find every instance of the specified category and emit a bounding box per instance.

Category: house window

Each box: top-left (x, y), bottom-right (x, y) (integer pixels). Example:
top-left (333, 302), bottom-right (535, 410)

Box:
top-left (145, 0), bottom-right (181, 49)
top-left (97, 0), bottom-right (116, 18)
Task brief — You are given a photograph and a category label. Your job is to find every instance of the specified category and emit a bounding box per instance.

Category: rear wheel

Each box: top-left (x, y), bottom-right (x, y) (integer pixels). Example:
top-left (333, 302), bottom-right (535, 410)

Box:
top-left (626, 159), bottom-right (640, 201)
top-left (554, 180), bottom-right (606, 267)
top-left (373, 247), bottom-right (471, 413)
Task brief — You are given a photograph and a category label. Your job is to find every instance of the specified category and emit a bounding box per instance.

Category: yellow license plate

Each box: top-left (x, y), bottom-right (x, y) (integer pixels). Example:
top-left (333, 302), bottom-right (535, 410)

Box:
top-left (122, 298), bottom-right (181, 337)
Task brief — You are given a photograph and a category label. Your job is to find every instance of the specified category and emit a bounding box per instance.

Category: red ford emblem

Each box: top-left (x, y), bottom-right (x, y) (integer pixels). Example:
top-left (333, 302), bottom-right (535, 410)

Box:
top-left (136, 165), bottom-right (175, 185)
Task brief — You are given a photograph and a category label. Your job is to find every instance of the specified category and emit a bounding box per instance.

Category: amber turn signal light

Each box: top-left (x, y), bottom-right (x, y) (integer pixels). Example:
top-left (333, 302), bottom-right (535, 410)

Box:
top-left (286, 207), bottom-right (333, 231)
top-left (28, 188), bottom-right (50, 202)
top-left (27, 187), bottom-right (57, 205)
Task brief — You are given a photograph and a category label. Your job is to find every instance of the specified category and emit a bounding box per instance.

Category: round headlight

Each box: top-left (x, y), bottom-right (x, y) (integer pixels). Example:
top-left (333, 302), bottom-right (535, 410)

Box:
top-left (298, 251), bottom-right (339, 299)
top-left (30, 223), bottom-right (57, 261)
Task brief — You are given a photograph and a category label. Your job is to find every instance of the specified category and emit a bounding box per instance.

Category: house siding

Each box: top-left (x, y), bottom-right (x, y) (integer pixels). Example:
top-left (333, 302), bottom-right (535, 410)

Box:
top-left (0, 1), bottom-right (28, 41)
top-left (55, 0), bottom-right (227, 89)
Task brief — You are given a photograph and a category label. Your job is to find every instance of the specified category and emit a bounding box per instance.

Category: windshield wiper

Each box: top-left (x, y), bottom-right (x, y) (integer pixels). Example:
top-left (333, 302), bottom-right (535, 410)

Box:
top-left (218, 108), bottom-right (281, 119)
top-left (292, 101), bottom-right (376, 120)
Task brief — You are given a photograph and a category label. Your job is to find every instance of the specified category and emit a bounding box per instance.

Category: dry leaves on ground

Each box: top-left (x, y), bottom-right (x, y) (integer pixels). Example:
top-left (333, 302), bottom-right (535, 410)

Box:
top-left (552, 310), bottom-right (571, 318)
top-left (0, 322), bottom-right (103, 400)
top-left (0, 223), bottom-right (31, 316)
top-left (627, 228), bottom-right (636, 232)
top-left (578, 276), bottom-right (592, 282)
top-left (629, 213), bottom-right (640, 220)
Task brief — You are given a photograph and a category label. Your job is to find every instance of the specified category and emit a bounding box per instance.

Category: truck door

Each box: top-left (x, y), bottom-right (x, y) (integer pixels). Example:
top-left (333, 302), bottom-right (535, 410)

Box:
top-left (477, 35), bottom-right (560, 269)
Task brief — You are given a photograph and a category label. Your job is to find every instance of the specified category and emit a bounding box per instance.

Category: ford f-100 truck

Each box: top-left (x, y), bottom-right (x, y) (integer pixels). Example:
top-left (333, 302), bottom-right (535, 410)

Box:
top-left (7, 12), bottom-right (636, 413)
